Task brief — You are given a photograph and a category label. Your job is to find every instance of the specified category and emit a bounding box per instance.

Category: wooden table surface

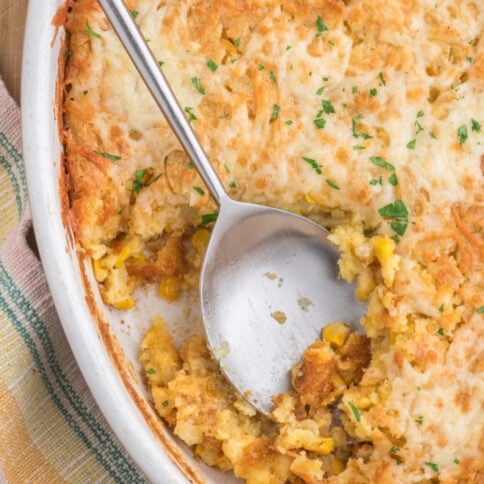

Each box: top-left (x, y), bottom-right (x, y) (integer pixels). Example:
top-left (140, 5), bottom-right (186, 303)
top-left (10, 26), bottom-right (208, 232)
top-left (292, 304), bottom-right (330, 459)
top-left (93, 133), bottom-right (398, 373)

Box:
top-left (0, 0), bottom-right (28, 103)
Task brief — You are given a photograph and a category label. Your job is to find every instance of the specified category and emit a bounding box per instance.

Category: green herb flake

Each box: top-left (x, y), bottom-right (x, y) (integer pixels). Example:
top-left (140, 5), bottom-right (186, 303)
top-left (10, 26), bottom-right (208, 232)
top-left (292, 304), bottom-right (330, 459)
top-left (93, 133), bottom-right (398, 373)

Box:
top-left (415, 121), bottom-right (424, 134)
top-left (407, 139), bottom-right (416, 149)
top-left (206, 60), bottom-right (218, 72)
top-left (193, 186), bottom-right (205, 196)
top-left (369, 179), bottom-right (378, 186)
top-left (454, 458), bottom-right (460, 464)
top-left (153, 173), bottom-right (163, 182)
top-left (202, 213), bottom-right (219, 226)
top-left (390, 221), bottom-right (408, 236)
top-left (328, 39), bottom-right (335, 46)
top-left (158, 60), bottom-right (165, 67)
top-left (257, 64), bottom-right (265, 70)
top-left (162, 400), bottom-right (169, 407)
top-left (83, 21), bottom-right (101, 39)
top-left (348, 401), bottom-right (361, 422)
top-left (378, 72), bottom-right (386, 86)
top-left (424, 462), bottom-right (439, 473)
top-left (388, 173), bottom-right (398, 186)
top-left (228, 181), bottom-right (237, 188)
top-left (302, 156), bottom-right (323, 175)
top-left (270, 70), bottom-right (277, 83)
top-left (437, 327), bottom-right (445, 336)
top-left (326, 179), bottom-right (340, 190)
top-left (147, 368), bottom-right (156, 375)
top-left (352, 116), bottom-right (373, 140)
top-left (476, 306), bottom-right (484, 313)
top-left (285, 120), bottom-right (294, 125)
top-left (218, 113), bottom-right (229, 119)
top-left (353, 145), bottom-right (366, 150)
top-left (191, 77), bottom-right (206, 95)
top-left (223, 163), bottom-right (230, 173)
top-left (234, 38), bottom-right (240, 48)
top-left (390, 446), bottom-right (400, 454)
top-left (352, 85), bottom-right (358, 94)
top-left (438, 303), bottom-right (445, 313)
top-left (467, 56), bottom-right (473, 63)
top-left (316, 86), bottom-right (325, 95)
top-left (186, 160), bottom-right (195, 169)
top-left (184, 106), bottom-right (197, 122)
top-left (286, 45), bottom-right (292, 50)
top-left (132, 169), bottom-right (146, 193)
top-left (316, 16), bottom-right (329, 36)
top-left (457, 124), bottom-right (468, 145)
top-left (379, 200), bottom-right (409, 221)
top-left (471, 119), bottom-right (481, 133)
top-left (369, 88), bottom-right (377, 97)
top-left (429, 131), bottom-right (437, 139)
top-left (417, 386), bottom-right (421, 391)
top-left (96, 151), bottom-right (121, 161)
top-left (415, 416), bottom-right (424, 425)
top-left (314, 118), bottom-right (326, 129)
top-left (271, 104), bottom-right (281, 120)
top-left (417, 110), bottom-right (425, 118)
top-left (370, 156), bottom-right (395, 171)
top-left (130, 9), bottom-right (139, 19)
top-left (322, 99), bottom-right (335, 114)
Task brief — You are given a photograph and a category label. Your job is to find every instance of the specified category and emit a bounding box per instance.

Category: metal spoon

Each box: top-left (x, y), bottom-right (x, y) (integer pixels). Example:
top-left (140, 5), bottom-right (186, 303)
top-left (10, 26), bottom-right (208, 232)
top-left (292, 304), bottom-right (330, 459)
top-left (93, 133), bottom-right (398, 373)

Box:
top-left (99, 0), bottom-right (365, 415)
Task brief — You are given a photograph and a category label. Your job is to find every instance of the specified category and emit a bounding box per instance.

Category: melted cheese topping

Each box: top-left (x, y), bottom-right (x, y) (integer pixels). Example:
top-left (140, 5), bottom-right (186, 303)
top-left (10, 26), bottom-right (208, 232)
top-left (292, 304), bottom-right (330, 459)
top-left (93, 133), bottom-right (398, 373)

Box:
top-left (64, 0), bottom-right (484, 481)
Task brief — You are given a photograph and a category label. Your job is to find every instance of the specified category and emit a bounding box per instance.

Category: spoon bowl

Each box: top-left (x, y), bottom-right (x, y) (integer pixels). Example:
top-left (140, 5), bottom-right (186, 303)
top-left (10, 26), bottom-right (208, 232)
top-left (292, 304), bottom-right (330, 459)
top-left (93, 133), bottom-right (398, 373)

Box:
top-left (99, 0), bottom-right (366, 415)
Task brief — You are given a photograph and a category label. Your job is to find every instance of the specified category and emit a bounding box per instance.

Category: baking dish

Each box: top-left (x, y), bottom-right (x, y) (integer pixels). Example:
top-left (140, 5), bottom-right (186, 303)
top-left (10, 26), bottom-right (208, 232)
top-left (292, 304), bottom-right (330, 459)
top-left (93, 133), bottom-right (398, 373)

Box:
top-left (21, 1), bottom-right (224, 481)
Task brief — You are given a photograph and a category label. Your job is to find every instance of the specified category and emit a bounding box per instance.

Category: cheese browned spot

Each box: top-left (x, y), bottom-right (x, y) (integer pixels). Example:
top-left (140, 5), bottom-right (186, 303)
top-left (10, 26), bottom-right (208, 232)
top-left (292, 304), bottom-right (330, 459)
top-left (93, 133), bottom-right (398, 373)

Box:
top-left (64, 0), bottom-right (484, 482)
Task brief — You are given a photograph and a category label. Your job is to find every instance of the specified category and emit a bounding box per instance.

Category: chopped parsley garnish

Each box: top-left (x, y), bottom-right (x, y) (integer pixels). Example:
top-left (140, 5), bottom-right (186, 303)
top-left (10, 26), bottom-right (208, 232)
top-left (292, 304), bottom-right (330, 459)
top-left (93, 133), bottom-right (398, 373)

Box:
top-left (370, 156), bottom-right (395, 171)
top-left (132, 169), bottom-right (146, 193)
top-left (271, 104), bottom-right (281, 120)
top-left (184, 106), bottom-right (197, 122)
top-left (316, 86), bottom-right (325, 95)
top-left (96, 151), bottom-right (121, 161)
top-left (415, 416), bottom-right (424, 425)
top-left (352, 85), bottom-right (358, 94)
top-left (228, 181), bottom-right (237, 188)
top-left (130, 9), bottom-right (139, 19)
top-left (438, 303), bottom-right (445, 313)
top-left (390, 222), bottom-right (408, 236)
top-left (302, 157), bottom-right (323, 175)
top-left (257, 64), bottom-right (265, 70)
top-left (202, 213), bottom-right (219, 225)
top-left (348, 401), bottom-right (361, 422)
top-left (316, 16), bottom-right (329, 36)
top-left (285, 120), bottom-right (294, 125)
top-left (321, 99), bottom-right (335, 114)
top-left (406, 139), bottom-right (416, 149)
top-left (328, 39), bottom-right (335, 46)
top-left (218, 113), bottom-right (229, 119)
top-left (369, 88), bottom-right (377, 97)
top-left (378, 72), bottom-right (386, 86)
top-left (186, 160), bottom-right (195, 169)
top-left (83, 21), bottom-right (101, 39)
top-left (82, 90), bottom-right (89, 95)
top-left (454, 458), bottom-right (460, 464)
top-left (417, 110), bottom-right (425, 118)
top-left (158, 60), bottom-right (165, 67)
top-left (326, 179), bottom-right (340, 190)
top-left (352, 115), bottom-right (373, 139)
top-left (147, 368), bottom-right (156, 375)
top-left (429, 131), bottom-right (437, 139)
top-left (388, 173), bottom-right (398, 186)
top-left (223, 163), bottom-right (230, 173)
top-left (193, 186), bottom-right (205, 196)
top-left (206, 60), bottom-right (218, 72)
top-left (369, 176), bottom-right (383, 186)
top-left (191, 77), bottom-right (206, 95)
top-left (476, 306), bottom-right (484, 313)
top-left (390, 446), bottom-right (400, 454)
top-left (379, 200), bottom-right (408, 220)
top-left (424, 462), bottom-right (439, 472)
top-left (162, 400), bottom-right (169, 407)
top-left (314, 118), bottom-right (326, 129)
top-left (353, 145), bottom-right (366, 150)
top-left (286, 45), bottom-right (292, 50)
top-left (270, 70), bottom-right (277, 83)
top-left (437, 327), bottom-right (445, 336)
top-left (153, 173), bottom-right (163, 182)
top-left (471, 118), bottom-right (481, 133)
top-left (415, 121), bottom-right (424, 134)
top-left (234, 38), bottom-right (240, 48)
top-left (457, 124), bottom-right (468, 145)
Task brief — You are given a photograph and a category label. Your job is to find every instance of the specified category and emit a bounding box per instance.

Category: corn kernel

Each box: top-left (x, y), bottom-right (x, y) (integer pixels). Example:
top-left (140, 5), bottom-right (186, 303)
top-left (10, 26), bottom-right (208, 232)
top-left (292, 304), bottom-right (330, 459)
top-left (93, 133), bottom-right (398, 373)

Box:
top-left (305, 192), bottom-right (316, 204)
top-left (113, 298), bottom-right (134, 310)
top-left (372, 235), bottom-right (395, 264)
top-left (114, 235), bottom-right (142, 268)
top-left (93, 259), bottom-right (108, 282)
top-left (322, 321), bottom-right (350, 347)
top-left (191, 228), bottom-right (211, 250)
top-left (159, 276), bottom-right (182, 301)
top-left (331, 372), bottom-right (346, 389)
top-left (306, 437), bottom-right (334, 455)
top-left (355, 271), bottom-right (375, 302)
top-left (331, 457), bottom-right (345, 475)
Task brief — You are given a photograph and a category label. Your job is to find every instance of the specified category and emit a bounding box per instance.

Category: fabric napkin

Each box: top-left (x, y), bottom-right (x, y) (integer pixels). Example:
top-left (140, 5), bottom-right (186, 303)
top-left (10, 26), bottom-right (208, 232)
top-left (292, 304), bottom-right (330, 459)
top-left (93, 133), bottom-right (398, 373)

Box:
top-left (0, 78), bottom-right (148, 483)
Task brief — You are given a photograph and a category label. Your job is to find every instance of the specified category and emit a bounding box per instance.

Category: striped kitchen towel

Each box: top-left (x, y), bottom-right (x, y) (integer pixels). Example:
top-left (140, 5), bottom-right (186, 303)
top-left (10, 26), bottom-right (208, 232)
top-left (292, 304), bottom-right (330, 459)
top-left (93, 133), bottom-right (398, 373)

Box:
top-left (0, 78), bottom-right (147, 483)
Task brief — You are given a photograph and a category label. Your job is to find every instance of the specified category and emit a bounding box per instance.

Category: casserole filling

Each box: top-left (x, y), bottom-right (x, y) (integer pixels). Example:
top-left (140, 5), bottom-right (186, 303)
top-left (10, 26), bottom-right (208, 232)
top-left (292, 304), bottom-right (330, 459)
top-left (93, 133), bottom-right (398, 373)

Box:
top-left (63, 0), bottom-right (483, 481)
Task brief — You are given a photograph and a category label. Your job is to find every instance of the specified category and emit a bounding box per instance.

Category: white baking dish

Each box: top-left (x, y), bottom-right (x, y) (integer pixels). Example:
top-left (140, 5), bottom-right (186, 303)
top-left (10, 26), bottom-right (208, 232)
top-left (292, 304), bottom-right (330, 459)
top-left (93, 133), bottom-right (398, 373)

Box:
top-left (21, 1), bottom-right (231, 481)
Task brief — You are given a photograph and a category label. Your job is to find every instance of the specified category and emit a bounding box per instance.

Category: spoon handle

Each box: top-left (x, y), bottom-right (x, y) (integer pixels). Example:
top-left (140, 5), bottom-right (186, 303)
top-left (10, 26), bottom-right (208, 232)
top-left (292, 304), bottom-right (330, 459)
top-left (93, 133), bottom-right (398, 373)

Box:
top-left (98, 0), bottom-right (227, 205)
